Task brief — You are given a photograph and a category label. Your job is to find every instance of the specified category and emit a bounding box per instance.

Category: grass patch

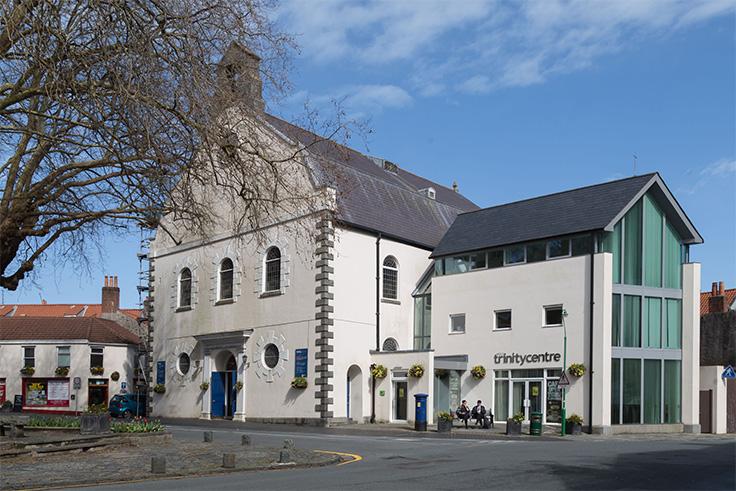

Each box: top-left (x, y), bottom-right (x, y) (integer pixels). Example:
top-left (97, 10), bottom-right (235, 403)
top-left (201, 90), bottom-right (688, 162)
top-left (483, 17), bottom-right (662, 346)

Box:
top-left (27, 415), bottom-right (81, 428)
top-left (111, 417), bottom-right (164, 433)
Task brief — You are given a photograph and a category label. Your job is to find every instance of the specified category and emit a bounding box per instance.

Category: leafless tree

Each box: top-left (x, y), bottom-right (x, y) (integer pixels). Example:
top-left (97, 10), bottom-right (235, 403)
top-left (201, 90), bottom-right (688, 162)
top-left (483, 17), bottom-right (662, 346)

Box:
top-left (0, 0), bottom-right (353, 291)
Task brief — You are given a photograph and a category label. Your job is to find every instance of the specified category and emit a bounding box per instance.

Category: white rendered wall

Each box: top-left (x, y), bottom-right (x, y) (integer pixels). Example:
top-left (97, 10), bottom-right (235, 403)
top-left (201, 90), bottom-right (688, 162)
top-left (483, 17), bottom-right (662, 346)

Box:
top-left (370, 350), bottom-right (434, 424)
top-left (699, 365), bottom-right (728, 434)
top-left (681, 262), bottom-right (701, 432)
top-left (591, 253), bottom-right (613, 432)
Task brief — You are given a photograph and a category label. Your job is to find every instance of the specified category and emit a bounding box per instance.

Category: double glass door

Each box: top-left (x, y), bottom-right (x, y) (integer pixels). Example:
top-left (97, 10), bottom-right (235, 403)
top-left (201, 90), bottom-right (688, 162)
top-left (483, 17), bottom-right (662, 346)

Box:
top-left (512, 380), bottom-right (542, 421)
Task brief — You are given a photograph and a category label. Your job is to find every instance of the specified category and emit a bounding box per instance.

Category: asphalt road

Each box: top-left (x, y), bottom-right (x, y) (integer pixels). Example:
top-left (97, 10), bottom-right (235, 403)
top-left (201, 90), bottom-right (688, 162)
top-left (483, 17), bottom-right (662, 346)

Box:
top-left (75, 422), bottom-right (734, 491)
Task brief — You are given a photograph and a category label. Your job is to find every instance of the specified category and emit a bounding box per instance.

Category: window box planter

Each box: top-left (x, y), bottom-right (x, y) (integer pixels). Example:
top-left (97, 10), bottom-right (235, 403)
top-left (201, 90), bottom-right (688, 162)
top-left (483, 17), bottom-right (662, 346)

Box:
top-left (436, 412), bottom-right (453, 433)
top-left (153, 384), bottom-right (166, 394)
top-left (291, 377), bottom-right (307, 389)
top-left (20, 366), bottom-right (35, 376)
top-left (90, 366), bottom-right (104, 375)
top-left (55, 367), bottom-right (69, 377)
top-left (80, 413), bottom-right (111, 434)
top-left (506, 414), bottom-right (524, 435)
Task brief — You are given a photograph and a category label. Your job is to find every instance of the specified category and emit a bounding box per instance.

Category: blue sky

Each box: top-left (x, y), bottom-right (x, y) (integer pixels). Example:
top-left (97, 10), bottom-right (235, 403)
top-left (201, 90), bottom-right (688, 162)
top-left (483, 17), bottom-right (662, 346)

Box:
top-left (3, 0), bottom-right (734, 308)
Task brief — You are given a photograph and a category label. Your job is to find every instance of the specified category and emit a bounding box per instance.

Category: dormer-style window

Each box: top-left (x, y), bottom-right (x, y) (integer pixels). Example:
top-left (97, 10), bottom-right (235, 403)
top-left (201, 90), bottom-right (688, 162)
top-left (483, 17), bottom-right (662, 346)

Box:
top-left (382, 256), bottom-right (399, 300)
top-left (420, 187), bottom-right (436, 199)
top-left (265, 247), bottom-right (281, 292)
top-left (179, 268), bottom-right (192, 308)
top-left (219, 258), bottom-right (234, 301)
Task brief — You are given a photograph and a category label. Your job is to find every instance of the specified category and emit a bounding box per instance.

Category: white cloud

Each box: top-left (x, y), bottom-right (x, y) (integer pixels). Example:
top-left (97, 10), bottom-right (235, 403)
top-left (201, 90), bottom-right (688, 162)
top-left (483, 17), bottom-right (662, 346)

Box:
top-left (679, 157), bottom-right (736, 195)
top-left (701, 158), bottom-right (736, 177)
top-left (276, 0), bottom-right (735, 96)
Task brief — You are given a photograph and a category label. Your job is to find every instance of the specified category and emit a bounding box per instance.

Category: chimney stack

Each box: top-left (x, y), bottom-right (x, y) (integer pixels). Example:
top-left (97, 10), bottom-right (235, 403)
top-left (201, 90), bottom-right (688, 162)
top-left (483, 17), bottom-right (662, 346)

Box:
top-left (101, 275), bottom-right (120, 314)
top-left (217, 42), bottom-right (264, 112)
top-left (708, 280), bottom-right (727, 313)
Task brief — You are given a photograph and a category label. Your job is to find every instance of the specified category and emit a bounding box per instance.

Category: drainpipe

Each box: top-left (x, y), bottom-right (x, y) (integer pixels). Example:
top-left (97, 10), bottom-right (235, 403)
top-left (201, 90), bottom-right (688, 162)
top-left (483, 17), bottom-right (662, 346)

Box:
top-left (588, 234), bottom-right (597, 434)
top-left (371, 233), bottom-right (382, 424)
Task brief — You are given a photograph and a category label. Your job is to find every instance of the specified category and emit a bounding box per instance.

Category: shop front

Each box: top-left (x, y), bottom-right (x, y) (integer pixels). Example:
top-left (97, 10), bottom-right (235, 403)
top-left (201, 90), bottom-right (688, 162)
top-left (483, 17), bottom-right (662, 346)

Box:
top-left (493, 369), bottom-right (563, 423)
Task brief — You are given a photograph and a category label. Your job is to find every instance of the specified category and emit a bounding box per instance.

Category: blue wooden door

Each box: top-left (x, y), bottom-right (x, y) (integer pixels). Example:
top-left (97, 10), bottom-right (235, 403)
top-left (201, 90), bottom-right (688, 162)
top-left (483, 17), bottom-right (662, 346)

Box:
top-left (211, 372), bottom-right (226, 417)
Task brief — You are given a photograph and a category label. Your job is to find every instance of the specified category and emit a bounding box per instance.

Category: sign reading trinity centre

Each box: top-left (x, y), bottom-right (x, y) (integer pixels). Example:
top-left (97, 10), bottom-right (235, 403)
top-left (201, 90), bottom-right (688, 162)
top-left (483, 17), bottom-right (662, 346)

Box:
top-left (494, 352), bottom-right (562, 366)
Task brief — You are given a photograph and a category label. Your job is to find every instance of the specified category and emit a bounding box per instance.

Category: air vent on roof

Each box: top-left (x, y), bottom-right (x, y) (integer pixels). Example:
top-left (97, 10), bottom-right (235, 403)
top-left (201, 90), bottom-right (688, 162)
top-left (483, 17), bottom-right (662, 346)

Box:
top-left (369, 156), bottom-right (398, 174)
top-left (419, 187), bottom-right (436, 200)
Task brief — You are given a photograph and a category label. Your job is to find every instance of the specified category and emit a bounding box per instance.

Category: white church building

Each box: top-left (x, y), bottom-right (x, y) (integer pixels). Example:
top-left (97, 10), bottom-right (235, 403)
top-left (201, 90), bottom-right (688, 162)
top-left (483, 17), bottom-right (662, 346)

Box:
top-left (149, 46), bottom-right (704, 434)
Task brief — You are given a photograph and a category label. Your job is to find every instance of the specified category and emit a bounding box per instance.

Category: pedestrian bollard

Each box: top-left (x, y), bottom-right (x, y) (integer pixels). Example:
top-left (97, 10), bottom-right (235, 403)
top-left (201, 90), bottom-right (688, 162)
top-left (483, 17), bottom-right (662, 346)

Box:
top-left (151, 456), bottom-right (166, 474)
top-left (279, 449), bottom-right (291, 463)
top-left (283, 438), bottom-right (294, 449)
top-left (222, 453), bottom-right (236, 469)
top-left (203, 431), bottom-right (213, 442)
top-left (241, 435), bottom-right (251, 447)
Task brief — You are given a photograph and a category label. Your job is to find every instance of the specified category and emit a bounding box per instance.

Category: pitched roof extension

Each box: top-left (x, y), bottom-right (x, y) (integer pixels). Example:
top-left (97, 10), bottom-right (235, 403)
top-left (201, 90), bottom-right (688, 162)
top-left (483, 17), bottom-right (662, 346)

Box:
top-left (265, 114), bottom-right (479, 249)
top-left (0, 317), bottom-right (141, 345)
top-left (431, 172), bottom-right (702, 258)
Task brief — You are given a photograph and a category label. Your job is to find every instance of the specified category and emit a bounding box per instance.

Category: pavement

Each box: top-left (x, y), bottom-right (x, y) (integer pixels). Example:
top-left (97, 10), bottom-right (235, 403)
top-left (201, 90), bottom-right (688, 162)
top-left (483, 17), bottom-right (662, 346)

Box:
top-left (69, 419), bottom-right (735, 491)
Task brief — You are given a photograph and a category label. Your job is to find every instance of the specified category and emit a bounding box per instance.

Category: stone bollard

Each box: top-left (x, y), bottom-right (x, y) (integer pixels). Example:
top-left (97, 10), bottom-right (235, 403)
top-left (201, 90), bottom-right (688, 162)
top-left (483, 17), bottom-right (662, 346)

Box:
top-left (203, 431), bottom-right (213, 443)
top-left (151, 456), bottom-right (166, 474)
top-left (279, 449), bottom-right (291, 463)
top-left (241, 435), bottom-right (251, 447)
top-left (223, 453), bottom-right (236, 469)
top-left (282, 438), bottom-right (294, 449)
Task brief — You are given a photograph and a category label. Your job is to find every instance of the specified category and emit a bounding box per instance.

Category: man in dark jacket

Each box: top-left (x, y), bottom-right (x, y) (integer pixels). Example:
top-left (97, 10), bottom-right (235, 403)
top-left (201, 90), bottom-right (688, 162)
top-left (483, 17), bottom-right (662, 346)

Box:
top-left (471, 400), bottom-right (487, 427)
top-left (456, 400), bottom-right (470, 428)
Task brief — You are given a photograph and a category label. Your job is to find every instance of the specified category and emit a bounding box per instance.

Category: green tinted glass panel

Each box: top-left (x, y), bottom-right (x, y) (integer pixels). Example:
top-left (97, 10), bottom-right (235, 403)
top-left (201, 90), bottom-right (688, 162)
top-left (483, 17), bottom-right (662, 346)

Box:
top-left (624, 200), bottom-right (642, 285)
top-left (643, 195), bottom-right (663, 287)
top-left (665, 299), bottom-right (681, 349)
top-left (611, 358), bottom-right (620, 425)
top-left (612, 294), bottom-right (621, 347)
top-left (643, 297), bottom-right (662, 348)
top-left (643, 359), bottom-right (661, 423)
top-left (602, 223), bottom-right (622, 283)
top-left (623, 295), bottom-right (641, 348)
top-left (664, 221), bottom-right (682, 289)
top-left (623, 359), bottom-right (641, 424)
top-left (664, 360), bottom-right (681, 423)
top-left (494, 380), bottom-right (509, 421)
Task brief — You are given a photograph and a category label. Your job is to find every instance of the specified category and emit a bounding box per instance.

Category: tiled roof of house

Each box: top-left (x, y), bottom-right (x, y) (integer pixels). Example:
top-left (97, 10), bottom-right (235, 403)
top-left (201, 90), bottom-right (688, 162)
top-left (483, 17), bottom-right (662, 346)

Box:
top-left (265, 114), bottom-right (479, 249)
top-left (0, 303), bottom-right (141, 320)
top-left (431, 172), bottom-right (702, 258)
top-left (0, 317), bottom-right (141, 345)
top-left (701, 289), bottom-right (736, 315)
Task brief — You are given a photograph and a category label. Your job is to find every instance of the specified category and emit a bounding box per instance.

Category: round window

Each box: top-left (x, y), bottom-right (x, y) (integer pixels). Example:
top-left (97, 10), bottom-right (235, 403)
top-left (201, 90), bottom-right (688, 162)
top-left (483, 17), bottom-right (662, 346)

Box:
top-left (263, 344), bottom-right (279, 369)
top-left (177, 353), bottom-right (191, 375)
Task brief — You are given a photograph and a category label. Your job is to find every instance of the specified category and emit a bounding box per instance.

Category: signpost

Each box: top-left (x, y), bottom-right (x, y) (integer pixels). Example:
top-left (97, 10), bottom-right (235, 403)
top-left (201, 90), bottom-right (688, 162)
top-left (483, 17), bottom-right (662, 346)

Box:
top-left (721, 365), bottom-right (736, 379)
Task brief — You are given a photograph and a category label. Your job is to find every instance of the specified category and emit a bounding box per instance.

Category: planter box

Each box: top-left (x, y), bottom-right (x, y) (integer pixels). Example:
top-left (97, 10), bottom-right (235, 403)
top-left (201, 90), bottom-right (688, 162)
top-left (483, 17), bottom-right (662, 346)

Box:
top-left (506, 420), bottom-right (522, 435)
top-left (437, 419), bottom-right (453, 433)
top-left (80, 414), bottom-right (110, 435)
top-left (565, 422), bottom-right (582, 435)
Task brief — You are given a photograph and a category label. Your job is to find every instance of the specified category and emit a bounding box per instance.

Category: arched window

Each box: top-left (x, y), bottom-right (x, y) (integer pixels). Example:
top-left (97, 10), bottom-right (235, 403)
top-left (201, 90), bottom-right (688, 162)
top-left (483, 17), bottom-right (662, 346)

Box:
top-left (179, 268), bottom-right (192, 308)
top-left (382, 337), bottom-right (399, 352)
top-left (382, 256), bottom-right (398, 300)
top-left (265, 247), bottom-right (281, 292)
top-left (219, 258), bottom-right (234, 300)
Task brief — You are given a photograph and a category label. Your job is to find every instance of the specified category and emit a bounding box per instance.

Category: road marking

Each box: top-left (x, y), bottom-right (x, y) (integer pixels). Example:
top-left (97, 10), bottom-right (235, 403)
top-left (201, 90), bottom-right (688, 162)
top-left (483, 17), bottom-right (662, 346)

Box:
top-left (314, 450), bottom-right (363, 466)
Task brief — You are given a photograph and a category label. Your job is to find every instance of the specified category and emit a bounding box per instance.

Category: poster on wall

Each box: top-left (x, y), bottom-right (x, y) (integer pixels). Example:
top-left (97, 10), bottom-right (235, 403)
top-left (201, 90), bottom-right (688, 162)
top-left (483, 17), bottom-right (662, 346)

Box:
top-left (25, 381), bottom-right (47, 406)
top-left (546, 380), bottom-right (562, 423)
top-left (295, 349), bottom-right (308, 377)
top-left (47, 379), bottom-right (70, 407)
top-left (0, 380), bottom-right (5, 404)
top-left (156, 361), bottom-right (166, 385)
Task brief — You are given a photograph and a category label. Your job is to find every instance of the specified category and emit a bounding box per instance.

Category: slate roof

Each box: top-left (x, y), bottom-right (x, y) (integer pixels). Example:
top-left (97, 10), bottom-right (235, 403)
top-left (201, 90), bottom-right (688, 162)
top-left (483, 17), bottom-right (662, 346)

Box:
top-left (265, 114), bottom-right (478, 249)
top-left (432, 173), bottom-right (679, 257)
top-left (0, 303), bottom-right (140, 320)
top-left (0, 317), bottom-right (141, 345)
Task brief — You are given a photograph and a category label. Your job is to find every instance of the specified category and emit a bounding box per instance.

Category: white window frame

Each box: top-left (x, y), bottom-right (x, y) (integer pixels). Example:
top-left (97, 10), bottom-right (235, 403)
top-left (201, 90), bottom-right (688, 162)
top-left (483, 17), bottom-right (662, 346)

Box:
top-left (178, 268), bottom-right (192, 308)
top-left (494, 309), bottom-right (512, 331)
top-left (382, 256), bottom-right (399, 300)
top-left (23, 346), bottom-right (35, 368)
top-left (218, 257), bottom-right (234, 301)
top-left (57, 346), bottom-right (71, 368)
top-left (504, 245), bottom-right (526, 266)
top-left (543, 304), bottom-right (564, 328)
top-left (449, 313), bottom-right (466, 334)
top-left (263, 247), bottom-right (282, 293)
top-left (546, 238), bottom-right (572, 259)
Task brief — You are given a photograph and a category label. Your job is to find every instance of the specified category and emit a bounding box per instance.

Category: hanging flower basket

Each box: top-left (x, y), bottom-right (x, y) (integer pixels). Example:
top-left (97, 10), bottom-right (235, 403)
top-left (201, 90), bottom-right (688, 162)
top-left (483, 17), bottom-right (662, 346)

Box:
top-left (291, 376), bottom-right (308, 389)
top-left (90, 366), bottom-right (104, 375)
top-left (408, 364), bottom-right (424, 378)
top-left (20, 366), bottom-right (35, 376)
top-left (55, 367), bottom-right (69, 377)
top-left (568, 363), bottom-right (585, 378)
top-left (470, 365), bottom-right (486, 380)
top-left (235, 381), bottom-right (244, 391)
top-left (153, 384), bottom-right (166, 394)
top-left (370, 364), bottom-right (387, 379)
top-left (199, 382), bottom-right (210, 391)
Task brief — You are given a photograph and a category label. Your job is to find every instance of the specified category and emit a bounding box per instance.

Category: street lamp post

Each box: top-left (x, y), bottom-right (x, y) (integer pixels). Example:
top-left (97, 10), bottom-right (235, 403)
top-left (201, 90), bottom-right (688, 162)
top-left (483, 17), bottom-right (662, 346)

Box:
top-left (560, 309), bottom-right (568, 437)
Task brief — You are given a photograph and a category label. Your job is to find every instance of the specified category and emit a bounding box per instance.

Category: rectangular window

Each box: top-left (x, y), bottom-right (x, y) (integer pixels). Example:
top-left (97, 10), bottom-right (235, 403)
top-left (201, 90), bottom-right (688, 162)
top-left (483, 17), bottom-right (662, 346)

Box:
top-left (413, 295), bottom-right (432, 350)
top-left (571, 235), bottom-right (593, 256)
top-left (643, 297), bottom-right (662, 348)
top-left (445, 255), bottom-right (470, 274)
top-left (434, 259), bottom-right (444, 276)
top-left (622, 358), bottom-right (641, 424)
top-left (663, 360), bottom-right (681, 423)
top-left (623, 295), bottom-right (641, 347)
top-left (526, 242), bottom-right (546, 263)
top-left (494, 380), bottom-right (509, 421)
top-left (470, 252), bottom-right (486, 270)
top-left (611, 358), bottom-right (621, 425)
top-left (664, 221), bottom-right (682, 289)
top-left (664, 299), bottom-right (681, 349)
top-left (544, 305), bottom-right (563, 326)
top-left (612, 294), bottom-right (621, 347)
top-left (624, 200), bottom-right (643, 285)
top-left (643, 359), bottom-right (662, 424)
top-left (602, 222), bottom-right (622, 283)
top-left (90, 347), bottom-right (104, 368)
top-left (23, 346), bottom-right (35, 368)
top-left (504, 245), bottom-right (525, 265)
top-left (494, 310), bottom-right (512, 330)
top-left (547, 238), bottom-right (571, 258)
top-left (644, 195), bottom-right (663, 287)
top-left (487, 249), bottom-right (504, 268)
top-left (449, 314), bottom-right (465, 333)
top-left (57, 346), bottom-right (71, 368)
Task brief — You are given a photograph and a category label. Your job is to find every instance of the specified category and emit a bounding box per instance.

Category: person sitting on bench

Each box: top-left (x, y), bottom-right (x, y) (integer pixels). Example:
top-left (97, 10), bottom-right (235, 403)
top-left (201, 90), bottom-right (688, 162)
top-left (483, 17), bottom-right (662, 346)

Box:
top-left (455, 400), bottom-right (471, 429)
top-left (471, 400), bottom-right (487, 428)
